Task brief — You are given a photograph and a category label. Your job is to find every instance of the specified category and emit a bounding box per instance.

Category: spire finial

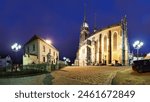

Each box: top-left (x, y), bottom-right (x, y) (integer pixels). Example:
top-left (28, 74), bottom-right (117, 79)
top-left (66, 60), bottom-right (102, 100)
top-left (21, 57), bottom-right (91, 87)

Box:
top-left (84, 3), bottom-right (87, 22)
top-left (94, 13), bottom-right (97, 32)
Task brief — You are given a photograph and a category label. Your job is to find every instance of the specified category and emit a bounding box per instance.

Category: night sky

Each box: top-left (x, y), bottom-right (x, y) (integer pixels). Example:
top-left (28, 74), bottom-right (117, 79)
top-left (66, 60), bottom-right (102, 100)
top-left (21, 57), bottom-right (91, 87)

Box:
top-left (0, 0), bottom-right (150, 63)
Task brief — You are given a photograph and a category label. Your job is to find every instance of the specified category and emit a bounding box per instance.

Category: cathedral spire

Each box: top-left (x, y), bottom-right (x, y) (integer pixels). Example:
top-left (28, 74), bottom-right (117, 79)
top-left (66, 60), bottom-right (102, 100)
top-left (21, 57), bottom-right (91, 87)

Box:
top-left (82, 3), bottom-right (89, 29)
top-left (79, 2), bottom-right (90, 47)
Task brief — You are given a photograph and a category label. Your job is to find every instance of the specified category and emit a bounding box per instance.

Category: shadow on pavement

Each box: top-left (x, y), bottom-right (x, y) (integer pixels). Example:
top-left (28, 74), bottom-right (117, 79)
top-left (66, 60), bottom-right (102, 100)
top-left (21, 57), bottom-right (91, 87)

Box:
top-left (43, 73), bottom-right (54, 85)
top-left (129, 70), bottom-right (150, 76)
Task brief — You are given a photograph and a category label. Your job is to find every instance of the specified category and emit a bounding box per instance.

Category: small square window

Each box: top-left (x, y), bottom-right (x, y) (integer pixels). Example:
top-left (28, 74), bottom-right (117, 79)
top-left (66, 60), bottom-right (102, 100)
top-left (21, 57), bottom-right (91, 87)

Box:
top-left (27, 46), bottom-right (29, 53)
top-left (33, 44), bottom-right (35, 51)
top-left (43, 46), bottom-right (45, 52)
top-left (49, 49), bottom-right (51, 54)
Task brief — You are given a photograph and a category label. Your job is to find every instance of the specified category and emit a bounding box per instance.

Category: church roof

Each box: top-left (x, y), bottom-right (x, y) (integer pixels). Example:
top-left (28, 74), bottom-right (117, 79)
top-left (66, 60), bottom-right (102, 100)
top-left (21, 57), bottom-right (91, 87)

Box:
top-left (91, 23), bottom-right (121, 35)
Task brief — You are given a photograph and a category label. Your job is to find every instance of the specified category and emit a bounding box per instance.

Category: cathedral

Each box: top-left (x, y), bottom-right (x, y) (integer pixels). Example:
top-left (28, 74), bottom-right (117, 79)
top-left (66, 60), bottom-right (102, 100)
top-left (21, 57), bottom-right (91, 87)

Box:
top-left (74, 13), bottom-right (129, 66)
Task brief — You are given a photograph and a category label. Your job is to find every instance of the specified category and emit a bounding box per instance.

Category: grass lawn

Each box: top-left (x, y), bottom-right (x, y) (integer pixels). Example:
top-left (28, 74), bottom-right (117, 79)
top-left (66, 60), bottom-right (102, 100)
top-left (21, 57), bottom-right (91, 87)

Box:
top-left (112, 68), bottom-right (150, 85)
top-left (0, 70), bottom-right (48, 78)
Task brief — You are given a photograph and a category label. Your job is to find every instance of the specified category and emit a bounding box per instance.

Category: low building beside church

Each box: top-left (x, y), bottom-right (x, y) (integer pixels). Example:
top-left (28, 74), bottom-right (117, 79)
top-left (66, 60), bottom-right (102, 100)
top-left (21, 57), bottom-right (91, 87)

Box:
top-left (0, 55), bottom-right (12, 67)
top-left (0, 55), bottom-right (12, 71)
top-left (23, 35), bottom-right (59, 65)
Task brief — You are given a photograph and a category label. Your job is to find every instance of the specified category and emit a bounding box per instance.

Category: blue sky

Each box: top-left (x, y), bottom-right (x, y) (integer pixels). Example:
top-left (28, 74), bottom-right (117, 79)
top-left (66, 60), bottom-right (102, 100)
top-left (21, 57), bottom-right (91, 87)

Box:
top-left (0, 0), bottom-right (150, 63)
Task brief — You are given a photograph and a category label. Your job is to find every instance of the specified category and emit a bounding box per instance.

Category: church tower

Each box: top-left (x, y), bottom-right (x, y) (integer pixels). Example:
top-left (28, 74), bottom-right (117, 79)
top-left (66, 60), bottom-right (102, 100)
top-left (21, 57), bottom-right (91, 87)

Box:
top-left (79, 5), bottom-right (90, 47)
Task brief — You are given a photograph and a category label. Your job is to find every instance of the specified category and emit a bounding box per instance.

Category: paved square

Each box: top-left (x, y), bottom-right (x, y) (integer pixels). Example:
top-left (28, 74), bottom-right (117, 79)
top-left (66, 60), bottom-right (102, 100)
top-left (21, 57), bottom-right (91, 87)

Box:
top-left (51, 66), bottom-right (128, 85)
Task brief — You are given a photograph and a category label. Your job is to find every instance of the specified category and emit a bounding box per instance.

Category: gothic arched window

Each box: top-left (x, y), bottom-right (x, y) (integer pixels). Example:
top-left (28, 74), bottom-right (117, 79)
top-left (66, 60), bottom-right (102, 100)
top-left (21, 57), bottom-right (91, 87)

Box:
top-left (104, 36), bottom-right (107, 52)
top-left (113, 32), bottom-right (117, 50)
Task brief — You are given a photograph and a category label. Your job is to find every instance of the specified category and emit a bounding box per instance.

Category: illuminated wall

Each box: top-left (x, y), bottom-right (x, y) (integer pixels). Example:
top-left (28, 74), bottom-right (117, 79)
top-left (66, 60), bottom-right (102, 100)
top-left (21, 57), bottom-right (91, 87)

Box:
top-left (77, 24), bottom-right (129, 66)
top-left (23, 35), bottom-right (59, 65)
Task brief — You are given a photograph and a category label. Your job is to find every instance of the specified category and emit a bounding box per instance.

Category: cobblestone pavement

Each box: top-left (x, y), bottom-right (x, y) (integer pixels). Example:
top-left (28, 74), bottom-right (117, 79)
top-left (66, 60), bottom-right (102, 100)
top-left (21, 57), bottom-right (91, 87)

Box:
top-left (51, 66), bottom-right (129, 85)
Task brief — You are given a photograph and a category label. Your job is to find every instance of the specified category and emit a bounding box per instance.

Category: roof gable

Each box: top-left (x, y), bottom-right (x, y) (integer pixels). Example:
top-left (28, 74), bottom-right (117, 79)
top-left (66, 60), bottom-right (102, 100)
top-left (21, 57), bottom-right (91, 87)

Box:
top-left (24, 35), bottom-right (58, 52)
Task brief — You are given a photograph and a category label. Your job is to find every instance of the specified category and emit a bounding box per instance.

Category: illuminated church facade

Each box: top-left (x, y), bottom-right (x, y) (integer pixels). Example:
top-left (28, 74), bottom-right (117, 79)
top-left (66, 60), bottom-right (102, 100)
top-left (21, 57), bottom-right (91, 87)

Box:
top-left (74, 14), bottom-right (129, 66)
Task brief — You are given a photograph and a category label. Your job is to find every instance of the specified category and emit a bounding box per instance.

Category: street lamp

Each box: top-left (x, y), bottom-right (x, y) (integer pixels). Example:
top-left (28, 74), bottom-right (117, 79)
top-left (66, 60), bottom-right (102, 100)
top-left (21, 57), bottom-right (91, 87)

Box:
top-left (63, 57), bottom-right (71, 65)
top-left (133, 40), bottom-right (144, 60)
top-left (45, 39), bottom-right (52, 45)
top-left (11, 43), bottom-right (22, 52)
top-left (63, 57), bottom-right (66, 60)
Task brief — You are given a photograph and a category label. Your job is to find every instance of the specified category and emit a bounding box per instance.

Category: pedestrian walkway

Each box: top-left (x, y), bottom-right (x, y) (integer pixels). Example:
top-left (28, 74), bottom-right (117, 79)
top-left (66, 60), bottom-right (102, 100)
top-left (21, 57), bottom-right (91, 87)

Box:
top-left (51, 66), bottom-right (127, 85)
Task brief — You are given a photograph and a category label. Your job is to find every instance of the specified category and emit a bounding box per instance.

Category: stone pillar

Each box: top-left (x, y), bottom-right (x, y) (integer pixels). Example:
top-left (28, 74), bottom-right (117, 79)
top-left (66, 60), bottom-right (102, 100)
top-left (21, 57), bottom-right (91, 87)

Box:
top-left (121, 16), bottom-right (127, 66)
top-left (108, 31), bottom-right (112, 64)
top-left (99, 34), bottom-right (102, 63)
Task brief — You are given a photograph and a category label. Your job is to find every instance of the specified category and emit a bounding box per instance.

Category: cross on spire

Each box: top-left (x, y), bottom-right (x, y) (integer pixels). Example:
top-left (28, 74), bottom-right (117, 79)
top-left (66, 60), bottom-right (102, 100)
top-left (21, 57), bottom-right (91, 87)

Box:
top-left (94, 13), bottom-right (97, 32)
top-left (84, 3), bottom-right (87, 22)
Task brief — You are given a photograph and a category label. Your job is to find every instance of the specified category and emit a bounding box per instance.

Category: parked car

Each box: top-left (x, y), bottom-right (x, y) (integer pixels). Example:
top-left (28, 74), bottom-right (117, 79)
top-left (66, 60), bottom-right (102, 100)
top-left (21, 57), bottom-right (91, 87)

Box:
top-left (132, 59), bottom-right (150, 73)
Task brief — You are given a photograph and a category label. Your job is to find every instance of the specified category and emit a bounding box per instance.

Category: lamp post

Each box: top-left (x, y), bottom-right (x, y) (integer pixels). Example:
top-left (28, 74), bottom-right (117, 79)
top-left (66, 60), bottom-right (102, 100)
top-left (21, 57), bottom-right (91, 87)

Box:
top-left (133, 40), bottom-right (144, 60)
top-left (11, 43), bottom-right (22, 71)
